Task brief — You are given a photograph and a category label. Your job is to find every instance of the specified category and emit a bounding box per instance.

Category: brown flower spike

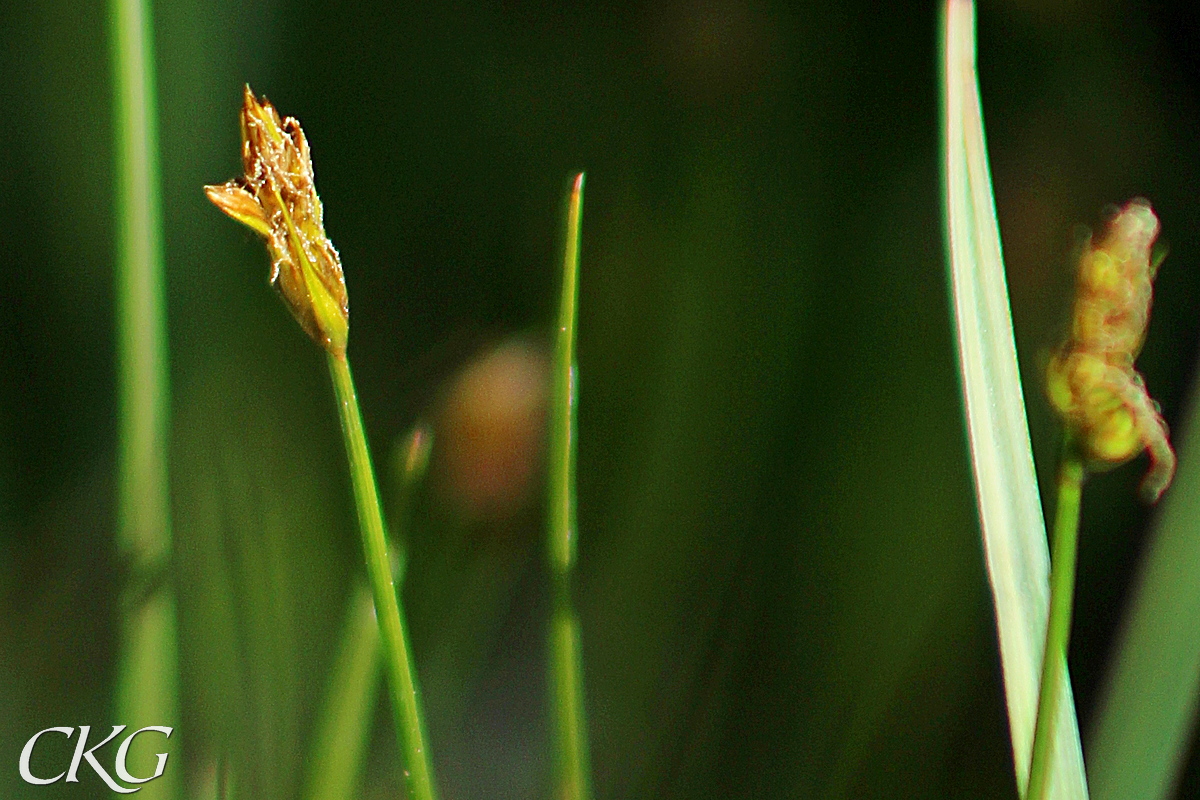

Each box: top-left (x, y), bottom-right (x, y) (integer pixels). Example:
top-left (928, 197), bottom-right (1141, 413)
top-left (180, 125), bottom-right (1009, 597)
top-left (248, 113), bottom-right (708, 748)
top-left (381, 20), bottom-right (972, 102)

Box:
top-left (206, 86), bottom-right (350, 357)
top-left (1046, 199), bottom-right (1175, 502)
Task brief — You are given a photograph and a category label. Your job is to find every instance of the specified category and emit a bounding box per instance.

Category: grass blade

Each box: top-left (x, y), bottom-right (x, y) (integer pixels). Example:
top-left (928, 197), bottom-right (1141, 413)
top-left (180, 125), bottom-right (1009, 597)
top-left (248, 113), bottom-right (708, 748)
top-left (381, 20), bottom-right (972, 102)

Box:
top-left (1089, 397), bottom-right (1200, 799)
top-left (303, 580), bottom-right (383, 800)
top-left (547, 173), bottom-right (593, 800)
top-left (110, 0), bottom-right (180, 796)
top-left (941, 2), bottom-right (1088, 796)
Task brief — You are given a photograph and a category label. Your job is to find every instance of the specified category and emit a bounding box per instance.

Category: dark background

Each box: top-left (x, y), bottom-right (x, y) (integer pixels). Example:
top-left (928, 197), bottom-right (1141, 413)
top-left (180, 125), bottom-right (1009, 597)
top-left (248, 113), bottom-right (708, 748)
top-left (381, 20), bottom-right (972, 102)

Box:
top-left (2, 0), bottom-right (1200, 797)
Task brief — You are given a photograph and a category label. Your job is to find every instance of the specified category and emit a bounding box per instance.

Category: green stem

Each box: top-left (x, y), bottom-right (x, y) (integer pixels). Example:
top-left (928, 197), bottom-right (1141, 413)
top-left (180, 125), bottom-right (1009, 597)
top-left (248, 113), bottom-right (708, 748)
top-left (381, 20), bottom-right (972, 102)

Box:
top-left (110, 0), bottom-right (179, 796)
top-left (550, 586), bottom-right (590, 800)
top-left (1026, 451), bottom-right (1085, 800)
top-left (547, 173), bottom-right (593, 800)
top-left (327, 353), bottom-right (438, 800)
top-left (303, 422), bottom-right (430, 800)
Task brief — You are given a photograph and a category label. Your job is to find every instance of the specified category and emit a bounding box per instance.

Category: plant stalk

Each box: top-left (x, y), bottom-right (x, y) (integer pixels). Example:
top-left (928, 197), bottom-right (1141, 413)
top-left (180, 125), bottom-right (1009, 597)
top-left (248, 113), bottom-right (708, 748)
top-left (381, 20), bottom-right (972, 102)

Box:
top-left (110, 0), bottom-right (179, 795)
top-left (303, 422), bottom-right (429, 800)
top-left (327, 353), bottom-right (438, 800)
top-left (1026, 450), bottom-right (1085, 800)
top-left (547, 173), bottom-right (593, 800)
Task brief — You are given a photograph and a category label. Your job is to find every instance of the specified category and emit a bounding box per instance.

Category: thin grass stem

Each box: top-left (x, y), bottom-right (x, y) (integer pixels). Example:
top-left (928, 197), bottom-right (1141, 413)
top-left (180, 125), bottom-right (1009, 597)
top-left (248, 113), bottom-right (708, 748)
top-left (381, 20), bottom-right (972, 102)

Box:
top-left (327, 353), bottom-right (438, 800)
top-left (547, 173), bottom-right (593, 800)
top-left (1027, 452), bottom-right (1085, 800)
top-left (110, 0), bottom-right (179, 796)
top-left (303, 422), bottom-right (429, 800)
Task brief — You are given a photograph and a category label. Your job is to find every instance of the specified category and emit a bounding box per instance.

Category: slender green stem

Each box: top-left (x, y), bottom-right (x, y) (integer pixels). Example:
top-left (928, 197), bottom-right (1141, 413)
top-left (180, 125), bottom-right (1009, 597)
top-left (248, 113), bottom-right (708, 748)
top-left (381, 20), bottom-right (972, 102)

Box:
top-left (110, 0), bottom-right (179, 796)
top-left (550, 591), bottom-right (590, 800)
top-left (327, 353), bottom-right (438, 800)
top-left (1026, 450), bottom-right (1085, 800)
top-left (112, 0), bottom-right (167, 621)
top-left (547, 173), bottom-right (593, 800)
top-left (303, 422), bottom-right (430, 800)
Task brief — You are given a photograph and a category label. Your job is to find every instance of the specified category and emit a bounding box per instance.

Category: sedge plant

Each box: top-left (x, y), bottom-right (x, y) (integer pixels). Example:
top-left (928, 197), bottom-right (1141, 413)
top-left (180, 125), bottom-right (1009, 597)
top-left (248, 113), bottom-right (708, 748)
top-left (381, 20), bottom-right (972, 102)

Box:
top-left (944, 5), bottom-right (1177, 797)
top-left (206, 87), bottom-right (439, 800)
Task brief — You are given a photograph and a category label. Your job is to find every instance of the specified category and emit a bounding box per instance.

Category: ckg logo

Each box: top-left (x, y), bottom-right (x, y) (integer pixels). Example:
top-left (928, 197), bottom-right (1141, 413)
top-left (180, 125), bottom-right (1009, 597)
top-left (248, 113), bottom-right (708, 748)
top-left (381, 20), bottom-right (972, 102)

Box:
top-left (19, 726), bottom-right (173, 793)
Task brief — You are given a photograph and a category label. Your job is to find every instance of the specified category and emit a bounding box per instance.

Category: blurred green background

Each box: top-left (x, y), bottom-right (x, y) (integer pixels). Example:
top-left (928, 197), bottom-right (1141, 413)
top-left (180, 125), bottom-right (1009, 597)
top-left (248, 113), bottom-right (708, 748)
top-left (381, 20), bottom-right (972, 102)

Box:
top-left (3, 1), bottom-right (1200, 797)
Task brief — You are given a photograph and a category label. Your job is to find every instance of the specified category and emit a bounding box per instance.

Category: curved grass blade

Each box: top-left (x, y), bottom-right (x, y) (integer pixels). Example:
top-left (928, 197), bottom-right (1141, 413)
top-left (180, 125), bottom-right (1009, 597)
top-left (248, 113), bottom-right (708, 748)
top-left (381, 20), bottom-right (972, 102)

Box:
top-left (1089, 396), bottom-right (1200, 800)
top-left (941, 2), bottom-right (1088, 796)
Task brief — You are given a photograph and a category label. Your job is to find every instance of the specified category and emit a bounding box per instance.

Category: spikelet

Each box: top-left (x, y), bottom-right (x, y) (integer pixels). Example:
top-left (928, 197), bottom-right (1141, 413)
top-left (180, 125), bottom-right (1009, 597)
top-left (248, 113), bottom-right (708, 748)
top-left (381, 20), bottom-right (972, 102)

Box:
top-left (206, 86), bottom-right (350, 357)
top-left (1046, 199), bottom-right (1174, 502)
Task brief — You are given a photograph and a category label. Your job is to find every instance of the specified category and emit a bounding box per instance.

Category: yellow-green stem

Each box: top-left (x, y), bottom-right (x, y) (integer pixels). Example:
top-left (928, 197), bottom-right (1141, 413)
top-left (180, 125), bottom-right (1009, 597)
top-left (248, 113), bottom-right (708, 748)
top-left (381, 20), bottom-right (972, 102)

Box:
top-left (547, 173), bottom-right (593, 800)
top-left (303, 422), bottom-right (429, 800)
top-left (110, 0), bottom-right (179, 795)
top-left (327, 353), bottom-right (438, 800)
top-left (1026, 452), bottom-right (1085, 800)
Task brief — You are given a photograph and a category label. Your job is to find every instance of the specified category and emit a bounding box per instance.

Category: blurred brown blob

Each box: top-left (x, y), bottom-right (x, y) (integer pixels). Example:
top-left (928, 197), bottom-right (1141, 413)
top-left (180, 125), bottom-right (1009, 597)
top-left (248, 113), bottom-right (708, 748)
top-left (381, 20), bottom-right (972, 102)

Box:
top-left (434, 338), bottom-right (549, 521)
top-left (648, 0), bottom-right (777, 106)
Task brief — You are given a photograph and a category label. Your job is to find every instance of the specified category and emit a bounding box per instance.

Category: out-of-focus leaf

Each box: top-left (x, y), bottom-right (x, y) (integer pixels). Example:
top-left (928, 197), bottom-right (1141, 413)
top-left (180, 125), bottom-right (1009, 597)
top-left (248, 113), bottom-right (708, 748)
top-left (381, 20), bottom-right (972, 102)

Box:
top-left (1089, 391), bottom-right (1200, 799)
top-left (303, 581), bottom-right (382, 800)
